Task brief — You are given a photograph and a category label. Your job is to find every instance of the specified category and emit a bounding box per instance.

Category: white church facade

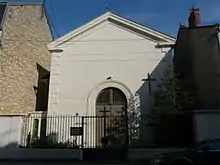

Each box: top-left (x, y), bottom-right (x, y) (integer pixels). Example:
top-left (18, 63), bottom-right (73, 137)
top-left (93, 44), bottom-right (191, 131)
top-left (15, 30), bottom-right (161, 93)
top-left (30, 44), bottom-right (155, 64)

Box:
top-left (35, 12), bottom-right (176, 147)
top-left (47, 12), bottom-right (175, 117)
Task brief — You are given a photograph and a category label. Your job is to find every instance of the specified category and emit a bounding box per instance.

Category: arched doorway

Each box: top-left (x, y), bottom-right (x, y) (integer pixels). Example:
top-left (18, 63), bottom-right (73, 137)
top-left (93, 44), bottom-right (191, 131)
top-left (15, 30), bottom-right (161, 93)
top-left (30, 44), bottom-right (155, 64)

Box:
top-left (95, 87), bottom-right (128, 148)
top-left (96, 87), bottom-right (127, 116)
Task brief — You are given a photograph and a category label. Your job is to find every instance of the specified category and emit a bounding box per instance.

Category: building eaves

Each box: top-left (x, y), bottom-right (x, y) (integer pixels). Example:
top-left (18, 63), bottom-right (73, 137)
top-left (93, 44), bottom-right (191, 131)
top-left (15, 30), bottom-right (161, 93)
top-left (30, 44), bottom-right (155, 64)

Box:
top-left (109, 11), bottom-right (176, 40)
top-left (48, 11), bottom-right (176, 49)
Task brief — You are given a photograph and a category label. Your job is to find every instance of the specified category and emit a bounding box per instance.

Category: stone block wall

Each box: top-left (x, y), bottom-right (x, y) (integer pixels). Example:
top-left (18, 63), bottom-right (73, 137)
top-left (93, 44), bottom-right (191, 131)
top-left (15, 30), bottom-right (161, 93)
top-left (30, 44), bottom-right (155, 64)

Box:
top-left (0, 4), bottom-right (52, 114)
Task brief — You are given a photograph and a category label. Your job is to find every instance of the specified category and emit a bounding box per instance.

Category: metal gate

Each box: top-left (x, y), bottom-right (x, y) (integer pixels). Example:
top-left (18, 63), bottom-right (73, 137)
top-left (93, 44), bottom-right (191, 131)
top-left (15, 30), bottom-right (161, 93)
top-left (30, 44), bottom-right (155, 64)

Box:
top-left (20, 114), bottom-right (128, 149)
top-left (83, 115), bottom-right (128, 148)
top-left (19, 113), bottom-right (142, 160)
top-left (82, 115), bottom-right (128, 161)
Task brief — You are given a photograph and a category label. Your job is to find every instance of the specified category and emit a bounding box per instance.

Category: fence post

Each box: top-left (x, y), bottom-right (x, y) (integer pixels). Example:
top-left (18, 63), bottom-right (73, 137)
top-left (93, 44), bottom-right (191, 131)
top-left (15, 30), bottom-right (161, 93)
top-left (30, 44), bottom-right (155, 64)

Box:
top-left (20, 116), bottom-right (27, 147)
top-left (81, 116), bottom-right (84, 149)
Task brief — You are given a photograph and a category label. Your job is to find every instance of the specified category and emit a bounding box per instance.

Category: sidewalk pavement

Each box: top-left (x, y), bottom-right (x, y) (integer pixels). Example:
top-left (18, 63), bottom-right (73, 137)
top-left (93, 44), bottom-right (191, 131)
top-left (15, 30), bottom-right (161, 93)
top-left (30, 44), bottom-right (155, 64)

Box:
top-left (0, 160), bottom-right (150, 165)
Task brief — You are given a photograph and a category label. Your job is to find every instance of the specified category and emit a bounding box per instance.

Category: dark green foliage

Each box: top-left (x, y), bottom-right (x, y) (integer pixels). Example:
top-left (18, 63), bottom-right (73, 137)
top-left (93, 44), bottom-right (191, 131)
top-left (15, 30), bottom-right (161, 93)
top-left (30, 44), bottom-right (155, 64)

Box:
top-left (24, 133), bottom-right (79, 149)
top-left (149, 112), bottom-right (194, 147)
top-left (149, 65), bottom-right (196, 147)
top-left (152, 65), bottom-right (196, 113)
top-left (101, 116), bottom-right (128, 148)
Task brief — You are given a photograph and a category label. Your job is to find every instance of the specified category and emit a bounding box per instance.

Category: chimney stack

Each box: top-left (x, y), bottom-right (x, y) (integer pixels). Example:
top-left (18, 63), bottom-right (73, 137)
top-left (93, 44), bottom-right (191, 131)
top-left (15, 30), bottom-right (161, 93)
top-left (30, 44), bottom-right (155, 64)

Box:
top-left (188, 7), bottom-right (201, 27)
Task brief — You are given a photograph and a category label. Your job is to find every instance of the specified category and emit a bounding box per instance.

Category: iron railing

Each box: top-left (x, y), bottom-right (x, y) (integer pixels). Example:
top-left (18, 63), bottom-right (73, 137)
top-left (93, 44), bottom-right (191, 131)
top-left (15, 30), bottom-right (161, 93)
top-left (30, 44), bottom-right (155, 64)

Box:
top-left (20, 114), bottom-right (141, 149)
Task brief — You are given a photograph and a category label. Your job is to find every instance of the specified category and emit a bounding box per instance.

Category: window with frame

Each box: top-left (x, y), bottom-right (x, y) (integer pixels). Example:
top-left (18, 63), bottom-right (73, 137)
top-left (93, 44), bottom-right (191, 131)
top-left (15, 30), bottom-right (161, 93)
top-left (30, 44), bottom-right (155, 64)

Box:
top-left (200, 139), bottom-right (220, 151)
top-left (96, 87), bottom-right (126, 105)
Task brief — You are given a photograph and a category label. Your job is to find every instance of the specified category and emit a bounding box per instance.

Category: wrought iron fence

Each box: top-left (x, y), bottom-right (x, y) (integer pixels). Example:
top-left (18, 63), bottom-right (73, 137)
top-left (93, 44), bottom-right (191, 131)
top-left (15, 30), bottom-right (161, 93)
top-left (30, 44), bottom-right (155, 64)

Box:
top-left (20, 114), bottom-right (142, 149)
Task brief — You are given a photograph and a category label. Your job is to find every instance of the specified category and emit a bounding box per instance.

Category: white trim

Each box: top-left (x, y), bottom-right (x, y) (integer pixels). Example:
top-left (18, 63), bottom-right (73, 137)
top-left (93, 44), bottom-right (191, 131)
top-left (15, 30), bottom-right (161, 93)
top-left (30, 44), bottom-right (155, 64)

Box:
top-left (86, 80), bottom-right (133, 116)
top-left (156, 42), bottom-right (175, 48)
top-left (48, 12), bottom-right (176, 49)
top-left (85, 80), bottom-right (133, 147)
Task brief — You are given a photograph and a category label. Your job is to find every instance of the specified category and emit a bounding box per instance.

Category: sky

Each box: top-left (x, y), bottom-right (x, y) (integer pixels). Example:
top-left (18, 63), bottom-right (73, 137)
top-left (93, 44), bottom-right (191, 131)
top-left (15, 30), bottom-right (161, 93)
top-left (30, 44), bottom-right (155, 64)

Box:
top-left (1, 0), bottom-right (220, 39)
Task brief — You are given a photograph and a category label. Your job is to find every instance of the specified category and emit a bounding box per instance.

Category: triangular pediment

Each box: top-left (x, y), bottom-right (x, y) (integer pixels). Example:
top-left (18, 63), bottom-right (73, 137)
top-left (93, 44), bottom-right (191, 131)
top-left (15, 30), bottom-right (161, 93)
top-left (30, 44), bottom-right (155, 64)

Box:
top-left (48, 12), bottom-right (176, 49)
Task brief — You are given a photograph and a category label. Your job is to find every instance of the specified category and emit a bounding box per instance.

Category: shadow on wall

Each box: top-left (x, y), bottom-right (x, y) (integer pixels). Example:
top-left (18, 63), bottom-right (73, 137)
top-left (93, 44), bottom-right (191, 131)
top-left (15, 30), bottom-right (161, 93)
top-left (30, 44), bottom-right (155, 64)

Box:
top-left (0, 132), bottom-right (63, 149)
top-left (136, 49), bottom-right (173, 115)
top-left (3, 143), bottom-right (19, 149)
top-left (0, 128), bottom-right (22, 149)
top-left (0, 136), bottom-right (78, 160)
top-left (135, 49), bottom-right (173, 147)
top-left (35, 63), bottom-right (50, 112)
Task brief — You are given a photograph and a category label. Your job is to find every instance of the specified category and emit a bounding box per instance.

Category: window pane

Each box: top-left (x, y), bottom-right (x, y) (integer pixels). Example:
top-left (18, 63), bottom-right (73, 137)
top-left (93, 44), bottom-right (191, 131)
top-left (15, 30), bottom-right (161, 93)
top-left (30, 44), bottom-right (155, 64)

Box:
top-left (210, 139), bottom-right (220, 150)
top-left (113, 89), bottom-right (126, 103)
top-left (209, 142), bottom-right (220, 150)
top-left (202, 140), bottom-right (220, 151)
top-left (96, 88), bottom-right (126, 104)
top-left (97, 89), bottom-right (110, 104)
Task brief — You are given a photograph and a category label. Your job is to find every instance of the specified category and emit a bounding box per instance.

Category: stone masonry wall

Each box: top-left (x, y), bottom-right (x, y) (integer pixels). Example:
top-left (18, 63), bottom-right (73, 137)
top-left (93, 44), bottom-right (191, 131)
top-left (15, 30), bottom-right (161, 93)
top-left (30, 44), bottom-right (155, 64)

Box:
top-left (0, 4), bottom-right (52, 114)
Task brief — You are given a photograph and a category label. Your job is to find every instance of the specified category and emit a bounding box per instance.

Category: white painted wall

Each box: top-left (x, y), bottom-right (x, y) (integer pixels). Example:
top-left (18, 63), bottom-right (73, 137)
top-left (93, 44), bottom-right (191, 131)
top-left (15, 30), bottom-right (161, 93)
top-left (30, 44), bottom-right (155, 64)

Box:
top-left (194, 110), bottom-right (220, 142)
top-left (48, 20), bottom-right (172, 116)
top-left (0, 116), bottom-right (23, 148)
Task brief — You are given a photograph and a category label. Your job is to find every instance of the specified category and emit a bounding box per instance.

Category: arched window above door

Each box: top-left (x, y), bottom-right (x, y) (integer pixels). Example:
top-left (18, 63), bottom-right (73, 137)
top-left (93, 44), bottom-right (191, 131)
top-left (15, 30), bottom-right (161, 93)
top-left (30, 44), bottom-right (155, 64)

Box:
top-left (96, 87), bottom-right (127, 105)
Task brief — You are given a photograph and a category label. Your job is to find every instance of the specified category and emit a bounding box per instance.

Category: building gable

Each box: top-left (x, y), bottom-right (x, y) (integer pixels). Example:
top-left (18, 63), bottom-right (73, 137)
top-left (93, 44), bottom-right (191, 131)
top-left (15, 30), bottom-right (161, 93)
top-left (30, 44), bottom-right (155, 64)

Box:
top-left (48, 12), bottom-right (175, 50)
